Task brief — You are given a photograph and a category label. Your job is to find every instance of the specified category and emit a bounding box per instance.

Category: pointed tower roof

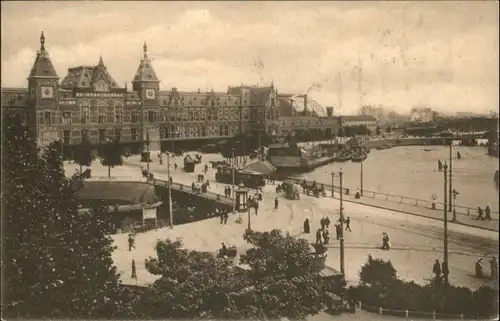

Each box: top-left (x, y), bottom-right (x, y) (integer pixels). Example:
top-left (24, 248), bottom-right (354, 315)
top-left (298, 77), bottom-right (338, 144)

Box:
top-left (29, 31), bottom-right (59, 79)
top-left (132, 42), bottom-right (160, 83)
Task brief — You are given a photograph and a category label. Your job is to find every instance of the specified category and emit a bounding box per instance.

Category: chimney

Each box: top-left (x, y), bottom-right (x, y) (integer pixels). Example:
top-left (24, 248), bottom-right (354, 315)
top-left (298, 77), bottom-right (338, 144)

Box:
top-left (303, 94), bottom-right (308, 116)
top-left (326, 107), bottom-right (334, 117)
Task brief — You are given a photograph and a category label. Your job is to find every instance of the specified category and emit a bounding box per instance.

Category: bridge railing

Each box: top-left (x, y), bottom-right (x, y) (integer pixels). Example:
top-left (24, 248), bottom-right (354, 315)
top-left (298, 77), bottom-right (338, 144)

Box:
top-left (284, 177), bottom-right (499, 221)
top-left (153, 178), bottom-right (234, 204)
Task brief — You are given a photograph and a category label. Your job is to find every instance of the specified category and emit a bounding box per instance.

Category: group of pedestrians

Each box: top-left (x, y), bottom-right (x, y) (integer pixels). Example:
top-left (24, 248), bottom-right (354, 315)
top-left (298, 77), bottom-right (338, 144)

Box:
top-left (303, 215), bottom-right (353, 245)
top-left (432, 259), bottom-right (450, 284)
top-left (224, 185), bottom-right (232, 198)
top-left (476, 206), bottom-right (493, 221)
top-left (217, 208), bottom-right (230, 225)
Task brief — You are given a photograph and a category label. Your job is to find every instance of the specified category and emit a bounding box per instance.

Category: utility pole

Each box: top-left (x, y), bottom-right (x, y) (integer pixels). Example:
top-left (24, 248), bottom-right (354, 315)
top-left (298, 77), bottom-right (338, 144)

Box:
top-left (247, 204), bottom-right (252, 231)
top-left (232, 148), bottom-right (236, 213)
top-left (443, 163), bottom-right (449, 286)
top-left (360, 154), bottom-right (364, 196)
top-left (452, 189), bottom-right (459, 222)
top-left (448, 143), bottom-right (452, 212)
top-left (167, 150), bottom-right (173, 229)
top-left (331, 172), bottom-right (335, 198)
top-left (146, 131), bottom-right (150, 177)
top-left (339, 169), bottom-right (345, 277)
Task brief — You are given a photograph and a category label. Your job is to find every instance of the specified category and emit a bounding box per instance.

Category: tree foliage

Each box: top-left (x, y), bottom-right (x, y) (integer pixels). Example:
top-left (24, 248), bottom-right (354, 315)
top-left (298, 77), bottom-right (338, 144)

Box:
top-left (100, 138), bottom-right (123, 177)
top-left (74, 136), bottom-right (93, 171)
top-left (2, 115), bottom-right (128, 318)
top-left (141, 230), bottom-right (326, 320)
top-left (359, 255), bottom-right (397, 287)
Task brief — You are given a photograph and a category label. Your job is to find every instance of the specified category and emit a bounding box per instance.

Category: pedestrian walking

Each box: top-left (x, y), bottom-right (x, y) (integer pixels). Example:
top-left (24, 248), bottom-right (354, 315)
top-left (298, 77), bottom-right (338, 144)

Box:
top-left (131, 259), bottom-right (137, 279)
top-left (335, 224), bottom-right (341, 240)
top-left (320, 217), bottom-right (326, 229)
top-left (325, 216), bottom-right (331, 229)
top-left (433, 259), bottom-right (442, 283)
top-left (322, 228), bottom-right (330, 244)
top-left (218, 209), bottom-right (224, 224)
top-left (303, 218), bottom-right (310, 234)
top-left (345, 216), bottom-right (352, 232)
top-left (274, 197), bottom-right (279, 210)
top-left (174, 163), bottom-right (178, 170)
top-left (476, 207), bottom-right (484, 220)
top-left (128, 234), bottom-right (135, 251)
top-left (485, 206), bottom-right (492, 220)
top-left (223, 210), bottom-right (229, 225)
top-left (316, 228), bottom-right (323, 245)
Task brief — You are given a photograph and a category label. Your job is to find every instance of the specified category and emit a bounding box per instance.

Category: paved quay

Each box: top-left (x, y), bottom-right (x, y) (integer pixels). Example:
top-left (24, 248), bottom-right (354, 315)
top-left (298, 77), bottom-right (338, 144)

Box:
top-left (112, 155), bottom-right (498, 292)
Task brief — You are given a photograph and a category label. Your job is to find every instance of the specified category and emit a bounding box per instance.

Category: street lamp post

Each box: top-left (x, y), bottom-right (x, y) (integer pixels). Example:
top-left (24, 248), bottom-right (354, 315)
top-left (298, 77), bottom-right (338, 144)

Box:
top-left (247, 204), bottom-right (251, 231)
top-left (360, 152), bottom-right (364, 196)
top-left (339, 169), bottom-right (345, 276)
top-left (146, 131), bottom-right (150, 177)
top-left (331, 172), bottom-right (335, 198)
top-left (452, 189), bottom-right (459, 222)
top-left (443, 163), bottom-right (449, 286)
top-left (448, 144), bottom-right (453, 212)
top-left (167, 150), bottom-right (173, 229)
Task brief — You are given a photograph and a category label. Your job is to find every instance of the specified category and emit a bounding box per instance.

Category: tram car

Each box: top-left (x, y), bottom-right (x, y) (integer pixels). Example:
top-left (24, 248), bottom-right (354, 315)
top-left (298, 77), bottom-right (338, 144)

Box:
top-left (184, 154), bottom-right (196, 173)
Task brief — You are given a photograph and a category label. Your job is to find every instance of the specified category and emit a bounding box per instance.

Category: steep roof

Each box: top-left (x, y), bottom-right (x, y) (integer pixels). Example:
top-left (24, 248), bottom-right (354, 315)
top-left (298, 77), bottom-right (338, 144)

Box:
top-left (29, 31), bottom-right (58, 79)
top-left (158, 89), bottom-right (239, 108)
top-left (60, 56), bottom-right (120, 90)
top-left (132, 42), bottom-right (160, 83)
top-left (249, 86), bottom-right (272, 106)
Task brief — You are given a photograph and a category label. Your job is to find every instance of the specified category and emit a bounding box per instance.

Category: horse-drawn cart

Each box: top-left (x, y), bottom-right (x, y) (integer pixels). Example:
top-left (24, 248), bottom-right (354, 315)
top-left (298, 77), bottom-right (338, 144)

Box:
top-left (276, 181), bottom-right (300, 200)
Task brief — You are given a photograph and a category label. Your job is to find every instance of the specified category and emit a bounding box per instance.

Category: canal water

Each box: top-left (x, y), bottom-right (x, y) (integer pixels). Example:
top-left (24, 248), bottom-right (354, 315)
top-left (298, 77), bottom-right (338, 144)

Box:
top-left (294, 146), bottom-right (499, 211)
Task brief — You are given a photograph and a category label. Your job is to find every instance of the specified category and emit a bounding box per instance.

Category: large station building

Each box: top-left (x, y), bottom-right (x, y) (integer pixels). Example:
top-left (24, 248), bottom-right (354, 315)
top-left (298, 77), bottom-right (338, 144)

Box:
top-left (1, 32), bottom-right (340, 154)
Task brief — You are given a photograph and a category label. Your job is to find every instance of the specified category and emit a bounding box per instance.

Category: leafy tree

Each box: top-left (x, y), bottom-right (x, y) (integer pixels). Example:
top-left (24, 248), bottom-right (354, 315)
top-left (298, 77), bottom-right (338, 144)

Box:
top-left (142, 230), bottom-right (326, 320)
top-left (359, 255), bottom-right (397, 287)
top-left (385, 125), bottom-right (393, 133)
top-left (74, 136), bottom-right (93, 172)
top-left (376, 126), bottom-right (381, 135)
top-left (100, 138), bottom-right (123, 178)
top-left (2, 115), bottom-right (128, 318)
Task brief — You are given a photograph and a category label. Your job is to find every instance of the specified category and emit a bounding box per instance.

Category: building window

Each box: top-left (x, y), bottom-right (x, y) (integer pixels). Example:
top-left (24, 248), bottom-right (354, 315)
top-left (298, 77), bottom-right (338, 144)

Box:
top-left (81, 107), bottom-right (90, 124)
top-left (44, 112), bottom-right (52, 125)
top-left (131, 111), bottom-right (139, 123)
top-left (148, 111), bottom-right (156, 122)
top-left (115, 113), bottom-right (122, 123)
top-left (63, 130), bottom-right (71, 145)
top-left (81, 129), bottom-right (88, 138)
top-left (98, 110), bottom-right (106, 124)
top-left (131, 128), bottom-right (138, 141)
top-left (115, 128), bottom-right (121, 142)
top-left (98, 129), bottom-right (106, 142)
top-left (61, 112), bottom-right (71, 125)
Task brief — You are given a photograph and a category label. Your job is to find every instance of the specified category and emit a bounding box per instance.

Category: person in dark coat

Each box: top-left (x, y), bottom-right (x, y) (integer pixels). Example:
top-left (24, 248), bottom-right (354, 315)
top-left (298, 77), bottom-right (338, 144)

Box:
top-left (128, 234), bottom-right (135, 251)
top-left (274, 197), bottom-right (279, 210)
top-left (218, 209), bottom-right (224, 224)
top-left (316, 228), bottom-right (323, 245)
top-left (303, 218), bottom-right (310, 234)
top-left (335, 224), bottom-right (341, 240)
top-left (433, 259), bottom-right (442, 283)
top-left (485, 206), bottom-right (492, 220)
top-left (223, 210), bottom-right (229, 225)
top-left (324, 216), bottom-right (331, 229)
top-left (490, 257), bottom-right (497, 280)
top-left (320, 217), bottom-right (326, 229)
top-left (476, 207), bottom-right (484, 220)
top-left (345, 216), bottom-right (352, 232)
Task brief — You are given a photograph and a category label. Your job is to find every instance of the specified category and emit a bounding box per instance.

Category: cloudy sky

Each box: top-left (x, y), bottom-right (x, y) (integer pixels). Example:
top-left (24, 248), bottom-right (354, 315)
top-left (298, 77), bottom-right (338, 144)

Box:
top-left (1, 1), bottom-right (498, 114)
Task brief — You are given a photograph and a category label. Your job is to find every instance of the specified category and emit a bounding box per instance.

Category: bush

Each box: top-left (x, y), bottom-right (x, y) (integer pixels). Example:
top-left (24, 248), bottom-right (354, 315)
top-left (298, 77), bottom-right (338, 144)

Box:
top-left (359, 255), bottom-right (397, 286)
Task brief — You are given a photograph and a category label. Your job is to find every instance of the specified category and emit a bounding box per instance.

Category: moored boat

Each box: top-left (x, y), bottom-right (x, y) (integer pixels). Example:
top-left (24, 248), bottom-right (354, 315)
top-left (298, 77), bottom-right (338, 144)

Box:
top-left (351, 152), bottom-right (368, 162)
top-left (335, 151), bottom-right (352, 162)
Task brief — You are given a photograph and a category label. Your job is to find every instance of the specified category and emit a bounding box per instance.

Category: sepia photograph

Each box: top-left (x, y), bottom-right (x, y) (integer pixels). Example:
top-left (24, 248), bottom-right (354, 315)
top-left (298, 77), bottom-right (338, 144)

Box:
top-left (1, 1), bottom-right (499, 320)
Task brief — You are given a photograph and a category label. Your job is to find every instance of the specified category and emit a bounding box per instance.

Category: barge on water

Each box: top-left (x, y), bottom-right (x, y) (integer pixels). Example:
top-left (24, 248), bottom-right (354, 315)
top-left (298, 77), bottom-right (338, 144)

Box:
top-left (266, 143), bottom-right (336, 172)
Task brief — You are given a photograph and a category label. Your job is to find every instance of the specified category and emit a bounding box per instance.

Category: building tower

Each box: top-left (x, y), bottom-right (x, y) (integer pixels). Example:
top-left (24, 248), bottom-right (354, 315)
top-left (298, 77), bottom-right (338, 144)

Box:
top-left (27, 31), bottom-right (59, 143)
top-left (132, 42), bottom-right (161, 151)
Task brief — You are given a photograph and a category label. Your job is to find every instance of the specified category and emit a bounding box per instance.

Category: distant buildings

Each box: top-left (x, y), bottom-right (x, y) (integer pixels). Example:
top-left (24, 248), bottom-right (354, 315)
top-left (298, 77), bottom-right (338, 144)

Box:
top-left (1, 32), bottom-right (340, 154)
top-left (340, 115), bottom-right (378, 134)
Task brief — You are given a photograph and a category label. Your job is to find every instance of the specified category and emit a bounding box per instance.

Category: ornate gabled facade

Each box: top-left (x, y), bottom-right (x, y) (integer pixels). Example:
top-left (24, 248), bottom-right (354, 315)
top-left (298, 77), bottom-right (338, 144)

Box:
top-left (1, 32), bottom-right (339, 155)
